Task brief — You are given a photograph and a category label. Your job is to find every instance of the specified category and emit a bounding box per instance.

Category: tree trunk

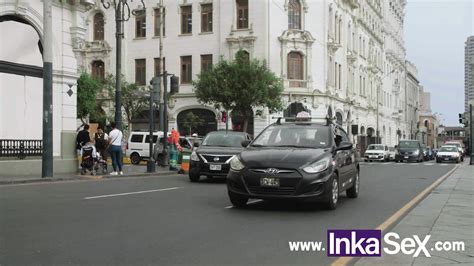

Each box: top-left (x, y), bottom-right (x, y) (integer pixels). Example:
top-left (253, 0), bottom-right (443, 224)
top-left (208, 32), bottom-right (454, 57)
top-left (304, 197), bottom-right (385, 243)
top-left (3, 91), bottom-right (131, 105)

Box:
top-left (242, 118), bottom-right (248, 134)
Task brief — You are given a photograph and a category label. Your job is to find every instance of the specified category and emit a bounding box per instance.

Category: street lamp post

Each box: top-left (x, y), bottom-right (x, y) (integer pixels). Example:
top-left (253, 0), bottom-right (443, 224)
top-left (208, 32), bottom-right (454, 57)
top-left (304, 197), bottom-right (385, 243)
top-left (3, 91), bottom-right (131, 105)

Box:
top-left (101, 0), bottom-right (146, 130)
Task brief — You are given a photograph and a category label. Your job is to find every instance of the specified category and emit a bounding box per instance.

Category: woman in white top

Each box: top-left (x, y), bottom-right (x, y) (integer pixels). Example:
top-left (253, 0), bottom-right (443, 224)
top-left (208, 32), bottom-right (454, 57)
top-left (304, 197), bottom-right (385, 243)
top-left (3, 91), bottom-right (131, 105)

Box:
top-left (108, 122), bottom-right (124, 175)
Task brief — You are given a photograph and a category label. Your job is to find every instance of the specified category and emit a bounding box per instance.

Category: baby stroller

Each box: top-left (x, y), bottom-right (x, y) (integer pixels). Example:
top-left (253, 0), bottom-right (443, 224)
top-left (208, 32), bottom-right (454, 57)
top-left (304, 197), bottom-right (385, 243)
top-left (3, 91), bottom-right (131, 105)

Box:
top-left (80, 147), bottom-right (108, 175)
top-left (80, 146), bottom-right (97, 175)
top-left (96, 151), bottom-right (108, 175)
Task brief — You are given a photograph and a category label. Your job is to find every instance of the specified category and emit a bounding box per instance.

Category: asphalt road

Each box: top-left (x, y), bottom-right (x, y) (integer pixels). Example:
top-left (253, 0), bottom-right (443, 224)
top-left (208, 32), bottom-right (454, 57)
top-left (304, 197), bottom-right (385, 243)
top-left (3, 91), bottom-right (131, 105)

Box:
top-left (0, 161), bottom-right (456, 265)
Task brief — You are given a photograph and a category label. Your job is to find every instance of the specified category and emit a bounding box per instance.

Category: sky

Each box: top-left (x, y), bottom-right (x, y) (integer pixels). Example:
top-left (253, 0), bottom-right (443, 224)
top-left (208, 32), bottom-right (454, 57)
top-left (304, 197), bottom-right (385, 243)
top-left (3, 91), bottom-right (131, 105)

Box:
top-left (404, 0), bottom-right (474, 126)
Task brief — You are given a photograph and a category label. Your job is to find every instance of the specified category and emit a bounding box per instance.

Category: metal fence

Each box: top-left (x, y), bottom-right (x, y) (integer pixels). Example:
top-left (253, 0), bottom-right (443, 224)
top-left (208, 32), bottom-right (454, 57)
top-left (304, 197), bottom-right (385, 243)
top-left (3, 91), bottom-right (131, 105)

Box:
top-left (0, 139), bottom-right (43, 159)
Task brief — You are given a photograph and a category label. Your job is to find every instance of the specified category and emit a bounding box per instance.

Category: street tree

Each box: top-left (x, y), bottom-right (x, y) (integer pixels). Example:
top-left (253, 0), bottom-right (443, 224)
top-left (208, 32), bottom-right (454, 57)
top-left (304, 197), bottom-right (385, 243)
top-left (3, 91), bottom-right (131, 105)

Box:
top-left (182, 112), bottom-right (204, 135)
top-left (193, 50), bottom-right (284, 133)
top-left (77, 73), bottom-right (101, 124)
top-left (103, 74), bottom-right (148, 131)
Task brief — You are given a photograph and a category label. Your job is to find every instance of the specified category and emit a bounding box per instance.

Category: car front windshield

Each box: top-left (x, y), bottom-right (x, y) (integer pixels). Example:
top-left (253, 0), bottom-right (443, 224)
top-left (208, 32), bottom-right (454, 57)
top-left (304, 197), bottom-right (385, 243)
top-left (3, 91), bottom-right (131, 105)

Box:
top-left (367, 145), bottom-right (384, 150)
top-left (440, 146), bottom-right (457, 152)
top-left (399, 141), bottom-right (418, 149)
top-left (251, 125), bottom-right (330, 148)
top-left (201, 133), bottom-right (244, 147)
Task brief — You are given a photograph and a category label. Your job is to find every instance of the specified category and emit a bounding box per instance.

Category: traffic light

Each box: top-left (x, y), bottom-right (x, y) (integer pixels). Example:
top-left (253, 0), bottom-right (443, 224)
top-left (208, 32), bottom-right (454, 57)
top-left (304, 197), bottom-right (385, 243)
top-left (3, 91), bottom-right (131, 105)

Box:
top-left (459, 113), bottom-right (469, 126)
top-left (170, 76), bottom-right (179, 95)
top-left (150, 77), bottom-right (161, 102)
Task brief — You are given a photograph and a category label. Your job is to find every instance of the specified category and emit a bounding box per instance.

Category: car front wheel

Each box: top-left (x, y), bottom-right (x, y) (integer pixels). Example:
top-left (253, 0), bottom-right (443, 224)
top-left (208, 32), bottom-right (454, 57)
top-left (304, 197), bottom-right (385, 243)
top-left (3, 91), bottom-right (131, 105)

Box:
top-left (189, 173), bottom-right (201, 182)
top-left (228, 192), bottom-right (248, 208)
top-left (325, 175), bottom-right (339, 210)
top-left (346, 172), bottom-right (359, 198)
top-left (130, 152), bottom-right (141, 165)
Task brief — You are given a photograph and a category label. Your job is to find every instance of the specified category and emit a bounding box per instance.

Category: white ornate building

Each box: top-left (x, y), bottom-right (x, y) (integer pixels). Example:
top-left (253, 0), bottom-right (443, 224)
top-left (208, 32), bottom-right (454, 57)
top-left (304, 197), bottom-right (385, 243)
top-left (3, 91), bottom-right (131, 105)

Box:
top-left (77, 0), bottom-right (421, 147)
top-left (0, 0), bottom-right (93, 175)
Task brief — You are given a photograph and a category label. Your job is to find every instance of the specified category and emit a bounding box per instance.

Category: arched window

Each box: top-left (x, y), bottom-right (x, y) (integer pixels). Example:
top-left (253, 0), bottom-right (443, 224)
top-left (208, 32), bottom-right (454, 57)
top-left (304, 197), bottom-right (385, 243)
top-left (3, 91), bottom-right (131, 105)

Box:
top-left (288, 0), bottom-right (301, 30)
top-left (93, 13), bottom-right (104, 41)
top-left (336, 112), bottom-right (343, 126)
top-left (91, 60), bottom-right (105, 80)
top-left (287, 52), bottom-right (304, 87)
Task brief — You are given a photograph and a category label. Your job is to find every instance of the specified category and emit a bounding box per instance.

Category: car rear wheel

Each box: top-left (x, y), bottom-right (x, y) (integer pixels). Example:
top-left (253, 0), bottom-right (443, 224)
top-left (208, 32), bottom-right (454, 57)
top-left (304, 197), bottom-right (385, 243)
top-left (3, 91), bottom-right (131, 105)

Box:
top-left (130, 152), bottom-right (141, 165)
top-left (325, 175), bottom-right (339, 210)
top-left (346, 172), bottom-right (359, 198)
top-left (228, 192), bottom-right (248, 208)
top-left (189, 173), bottom-right (200, 182)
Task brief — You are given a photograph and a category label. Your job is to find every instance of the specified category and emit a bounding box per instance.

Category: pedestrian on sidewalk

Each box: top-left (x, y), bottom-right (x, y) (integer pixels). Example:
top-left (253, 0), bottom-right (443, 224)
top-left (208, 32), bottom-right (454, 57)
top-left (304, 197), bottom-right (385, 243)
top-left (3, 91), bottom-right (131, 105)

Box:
top-left (76, 124), bottom-right (91, 169)
top-left (108, 122), bottom-right (123, 175)
top-left (94, 127), bottom-right (108, 161)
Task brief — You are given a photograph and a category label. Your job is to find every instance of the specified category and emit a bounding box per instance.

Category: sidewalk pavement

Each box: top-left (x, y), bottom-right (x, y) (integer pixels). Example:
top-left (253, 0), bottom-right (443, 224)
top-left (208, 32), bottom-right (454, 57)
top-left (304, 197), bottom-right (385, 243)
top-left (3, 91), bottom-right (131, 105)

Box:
top-left (356, 161), bottom-right (474, 265)
top-left (0, 164), bottom-right (178, 185)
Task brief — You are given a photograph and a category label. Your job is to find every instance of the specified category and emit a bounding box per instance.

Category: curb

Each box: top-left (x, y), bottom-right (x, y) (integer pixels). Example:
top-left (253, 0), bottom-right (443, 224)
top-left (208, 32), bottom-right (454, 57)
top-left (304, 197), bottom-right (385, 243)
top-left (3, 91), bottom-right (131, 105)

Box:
top-left (0, 170), bottom-right (179, 186)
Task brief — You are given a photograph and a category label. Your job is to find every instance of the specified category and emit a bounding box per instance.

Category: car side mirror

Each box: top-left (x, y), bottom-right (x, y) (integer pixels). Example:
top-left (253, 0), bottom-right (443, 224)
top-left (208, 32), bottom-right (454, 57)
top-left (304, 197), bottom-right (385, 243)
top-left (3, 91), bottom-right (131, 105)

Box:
top-left (337, 142), bottom-right (353, 151)
top-left (194, 142), bottom-right (200, 148)
top-left (241, 140), bottom-right (251, 147)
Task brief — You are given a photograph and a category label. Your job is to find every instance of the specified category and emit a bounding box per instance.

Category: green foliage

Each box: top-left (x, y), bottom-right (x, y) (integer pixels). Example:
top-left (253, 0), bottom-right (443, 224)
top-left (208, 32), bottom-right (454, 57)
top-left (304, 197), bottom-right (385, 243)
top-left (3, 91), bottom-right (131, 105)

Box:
top-left (193, 50), bottom-right (284, 131)
top-left (77, 73), bottom-right (100, 122)
top-left (182, 112), bottom-right (204, 135)
top-left (102, 74), bottom-right (148, 131)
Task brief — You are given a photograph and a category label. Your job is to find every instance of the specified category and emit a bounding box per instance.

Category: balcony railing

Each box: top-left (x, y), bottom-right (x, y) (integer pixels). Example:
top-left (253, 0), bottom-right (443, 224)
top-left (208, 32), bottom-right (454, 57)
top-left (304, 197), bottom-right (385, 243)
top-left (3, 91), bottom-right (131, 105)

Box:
top-left (0, 139), bottom-right (43, 159)
top-left (289, 80), bottom-right (307, 88)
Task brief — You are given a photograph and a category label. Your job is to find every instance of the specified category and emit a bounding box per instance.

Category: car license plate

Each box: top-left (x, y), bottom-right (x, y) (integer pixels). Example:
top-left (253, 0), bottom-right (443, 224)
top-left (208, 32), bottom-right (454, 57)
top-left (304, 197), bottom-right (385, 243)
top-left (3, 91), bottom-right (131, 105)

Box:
top-left (404, 156), bottom-right (409, 159)
top-left (260, 177), bottom-right (279, 187)
top-left (370, 155), bottom-right (376, 158)
top-left (444, 158), bottom-right (449, 161)
top-left (209, 164), bottom-right (222, 171)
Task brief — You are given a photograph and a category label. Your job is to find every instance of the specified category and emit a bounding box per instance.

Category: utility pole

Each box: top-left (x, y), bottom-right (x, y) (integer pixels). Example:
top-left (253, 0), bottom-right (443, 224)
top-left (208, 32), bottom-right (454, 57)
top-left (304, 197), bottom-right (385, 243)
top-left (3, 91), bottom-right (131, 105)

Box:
top-left (114, 4), bottom-right (123, 130)
top-left (158, 0), bottom-right (164, 133)
top-left (42, 0), bottom-right (53, 178)
top-left (101, 0), bottom-right (147, 130)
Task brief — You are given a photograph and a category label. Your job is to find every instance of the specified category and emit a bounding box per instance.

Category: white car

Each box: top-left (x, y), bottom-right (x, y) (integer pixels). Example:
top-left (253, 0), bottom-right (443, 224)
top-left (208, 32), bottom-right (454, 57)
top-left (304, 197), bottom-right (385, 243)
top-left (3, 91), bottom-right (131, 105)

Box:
top-left (388, 147), bottom-right (397, 161)
top-left (436, 145), bottom-right (461, 163)
top-left (444, 142), bottom-right (464, 161)
top-left (126, 131), bottom-right (164, 164)
top-left (364, 144), bottom-right (390, 162)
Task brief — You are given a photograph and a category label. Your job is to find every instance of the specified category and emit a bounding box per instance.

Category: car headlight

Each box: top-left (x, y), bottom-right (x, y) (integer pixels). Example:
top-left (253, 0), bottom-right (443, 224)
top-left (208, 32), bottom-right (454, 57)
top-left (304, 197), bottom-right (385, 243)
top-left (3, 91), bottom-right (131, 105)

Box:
top-left (230, 156), bottom-right (245, 171)
top-left (190, 151), bottom-right (200, 161)
top-left (303, 156), bottom-right (332, 174)
top-left (413, 150), bottom-right (419, 155)
top-left (452, 153), bottom-right (459, 158)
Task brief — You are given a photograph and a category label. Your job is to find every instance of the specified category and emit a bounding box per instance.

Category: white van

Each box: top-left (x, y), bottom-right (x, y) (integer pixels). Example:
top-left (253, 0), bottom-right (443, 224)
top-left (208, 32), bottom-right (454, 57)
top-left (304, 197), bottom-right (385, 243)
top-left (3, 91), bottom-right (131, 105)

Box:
top-left (126, 131), bottom-right (163, 164)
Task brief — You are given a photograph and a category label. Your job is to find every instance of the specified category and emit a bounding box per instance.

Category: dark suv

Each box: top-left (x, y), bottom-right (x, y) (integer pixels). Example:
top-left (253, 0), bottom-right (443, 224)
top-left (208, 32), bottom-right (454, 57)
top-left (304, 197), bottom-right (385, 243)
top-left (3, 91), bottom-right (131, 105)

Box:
top-left (395, 140), bottom-right (424, 162)
top-left (226, 120), bottom-right (359, 210)
top-left (189, 131), bottom-right (251, 182)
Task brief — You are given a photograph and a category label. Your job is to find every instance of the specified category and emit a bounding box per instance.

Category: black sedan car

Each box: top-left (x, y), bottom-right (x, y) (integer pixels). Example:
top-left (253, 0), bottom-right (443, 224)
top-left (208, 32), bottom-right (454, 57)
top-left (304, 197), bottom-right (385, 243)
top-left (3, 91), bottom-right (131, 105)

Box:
top-left (226, 121), bottom-right (359, 210)
top-left (189, 131), bottom-right (252, 182)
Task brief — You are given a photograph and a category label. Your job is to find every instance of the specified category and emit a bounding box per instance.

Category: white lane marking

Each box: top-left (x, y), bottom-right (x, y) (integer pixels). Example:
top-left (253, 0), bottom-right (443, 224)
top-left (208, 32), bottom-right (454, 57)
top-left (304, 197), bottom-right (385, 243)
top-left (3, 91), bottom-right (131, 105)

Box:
top-left (84, 187), bottom-right (182, 200)
top-left (225, 199), bottom-right (263, 209)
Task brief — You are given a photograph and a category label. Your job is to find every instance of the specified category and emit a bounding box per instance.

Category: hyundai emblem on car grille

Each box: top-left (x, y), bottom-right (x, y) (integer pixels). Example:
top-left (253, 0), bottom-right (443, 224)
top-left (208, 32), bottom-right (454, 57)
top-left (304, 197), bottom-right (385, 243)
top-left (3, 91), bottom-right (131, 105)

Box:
top-left (265, 168), bottom-right (279, 174)
top-left (213, 157), bottom-right (220, 162)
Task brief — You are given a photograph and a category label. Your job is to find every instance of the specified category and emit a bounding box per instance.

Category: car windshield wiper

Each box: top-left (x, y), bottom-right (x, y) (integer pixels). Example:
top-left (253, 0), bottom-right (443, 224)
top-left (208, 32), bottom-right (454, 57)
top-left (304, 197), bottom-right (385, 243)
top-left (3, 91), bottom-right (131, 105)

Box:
top-left (250, 144), bottom-right (264, 147)
top-left (273, 145), bottom-right (315, 148)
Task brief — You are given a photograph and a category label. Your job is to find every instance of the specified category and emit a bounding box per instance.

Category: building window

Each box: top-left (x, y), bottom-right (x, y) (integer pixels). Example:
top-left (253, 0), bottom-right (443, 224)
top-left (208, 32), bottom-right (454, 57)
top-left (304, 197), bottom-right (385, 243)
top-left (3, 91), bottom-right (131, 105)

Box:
top-left (154, 8), bottom-right (165, 36)
top-left (287, 52), bottom-right (304, 87)
top-left (201, 4), bottom-right (213, 33)
top-left (135, 59), bottom-right (146, 85)
top-left (91, 60), bottom-right (105, 80)
top-left (181, 56), bottom-right (192, 84)
top-left (288, 0), bottom-right (301, 30)
top-left (236, 0), bottom-right (249, 29)
top-left (135, 13), bottom-right (146, 38)
top-left (181, 6), bottom-right (192, 34)
top-left (338, 64), bottom-right (342, 89)
top-left (334, 62), bottom-right (338, 89)
top-left (93, 13), bottom-right (104, 41)
top-left (154, 58), bottom-right (166, 77)
top-left (201, 54), bottom-right (213, 73)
